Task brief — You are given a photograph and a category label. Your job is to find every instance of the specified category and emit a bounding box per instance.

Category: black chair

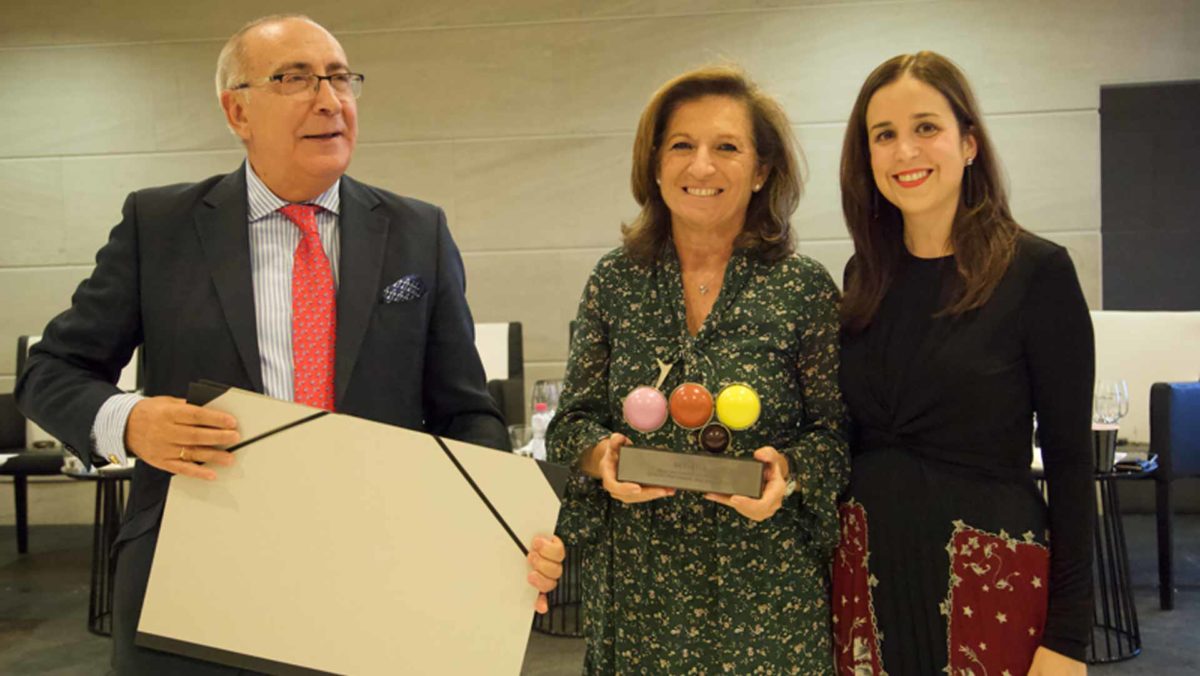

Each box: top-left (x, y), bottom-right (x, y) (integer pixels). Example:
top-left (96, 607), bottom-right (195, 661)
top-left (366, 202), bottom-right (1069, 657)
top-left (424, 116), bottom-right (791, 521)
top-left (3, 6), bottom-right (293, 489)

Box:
top-left (5, 334), bottom-right (142, 555)
top-left (475, 322), bottom-right (524, 426)
top-left (2, 335), bottom-right (68, 553)
top-left (1147, 381), bottom-right (1200, 610)
top-left (0, 393), bottom-right (64, 554)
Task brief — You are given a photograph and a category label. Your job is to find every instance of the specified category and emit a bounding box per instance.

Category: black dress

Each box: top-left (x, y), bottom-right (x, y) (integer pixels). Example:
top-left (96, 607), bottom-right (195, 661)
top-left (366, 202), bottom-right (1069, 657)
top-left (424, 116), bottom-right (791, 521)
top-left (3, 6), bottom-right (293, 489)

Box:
top-left (833, 233), bottom-right (1094, 674)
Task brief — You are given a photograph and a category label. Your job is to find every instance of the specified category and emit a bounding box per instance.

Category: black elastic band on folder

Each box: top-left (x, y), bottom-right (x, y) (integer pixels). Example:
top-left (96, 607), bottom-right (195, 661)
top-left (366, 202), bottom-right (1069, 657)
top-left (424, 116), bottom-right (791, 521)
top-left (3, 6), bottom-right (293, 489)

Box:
top-left (184, 380), bottom-right (329, 454)
top-left (433, 436), bottom-right (528, 556)
top-left (187, 380), bottom-right (231, 407)
top-left (137, 633), bottom-right (334, 676)
top-left (227, 411), bottom-right (329, 453)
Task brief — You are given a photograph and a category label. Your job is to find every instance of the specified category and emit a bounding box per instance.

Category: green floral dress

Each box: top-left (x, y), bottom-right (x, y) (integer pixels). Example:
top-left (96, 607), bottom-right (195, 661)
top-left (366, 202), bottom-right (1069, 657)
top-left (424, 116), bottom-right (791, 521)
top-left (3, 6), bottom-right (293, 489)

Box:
top-left (547, 246), bottom-right (850, 675)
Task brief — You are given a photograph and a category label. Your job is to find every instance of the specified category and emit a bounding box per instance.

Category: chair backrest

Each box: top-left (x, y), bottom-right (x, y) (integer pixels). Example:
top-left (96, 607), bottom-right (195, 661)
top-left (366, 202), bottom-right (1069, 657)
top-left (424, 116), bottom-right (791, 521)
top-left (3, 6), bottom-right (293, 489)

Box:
top-left (1090, 311), bottom-right (1200, 442)
top-left (1150, 382), bottom-right (1200, 478)
top-left (0, 393), bottom-right (25, 451)
top-left (474, 322), bottom-right (524, 427)
top-left (473, 322), bottom-right (523, 383)
top-left (17, 336), bottom-right (56, 447)
top-left (17, 335), bottom-right (141, 447)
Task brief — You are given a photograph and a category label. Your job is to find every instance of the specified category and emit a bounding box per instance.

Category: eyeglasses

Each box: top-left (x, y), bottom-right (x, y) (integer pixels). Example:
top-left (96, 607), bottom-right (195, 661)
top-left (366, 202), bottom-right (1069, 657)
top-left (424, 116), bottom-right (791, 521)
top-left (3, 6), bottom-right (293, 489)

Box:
top-left (232, 72), bottom-right (365, 99)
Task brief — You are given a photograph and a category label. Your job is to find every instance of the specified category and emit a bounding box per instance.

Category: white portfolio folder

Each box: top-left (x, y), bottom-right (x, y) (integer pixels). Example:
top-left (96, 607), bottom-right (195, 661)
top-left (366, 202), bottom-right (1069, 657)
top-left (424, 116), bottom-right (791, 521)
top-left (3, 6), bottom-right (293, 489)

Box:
top-left (136, 383), bottom-right (566, 675)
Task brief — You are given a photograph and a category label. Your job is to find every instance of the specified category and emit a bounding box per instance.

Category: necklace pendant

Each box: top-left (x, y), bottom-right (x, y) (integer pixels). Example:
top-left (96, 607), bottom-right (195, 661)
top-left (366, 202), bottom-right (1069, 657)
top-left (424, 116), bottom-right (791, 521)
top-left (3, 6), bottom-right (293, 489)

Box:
top-left (698, 284), bottom-right (709, 295)
top-left (653, 358), bottom-right (675, 390)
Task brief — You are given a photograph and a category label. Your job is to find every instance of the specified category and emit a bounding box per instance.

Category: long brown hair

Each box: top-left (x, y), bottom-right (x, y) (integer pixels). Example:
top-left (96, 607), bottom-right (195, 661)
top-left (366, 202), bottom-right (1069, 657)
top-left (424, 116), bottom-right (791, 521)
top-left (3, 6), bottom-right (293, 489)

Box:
top-left (840, 51), bottom-right (1021, 332)
top-left (623, 65), bottom-right (803, 265)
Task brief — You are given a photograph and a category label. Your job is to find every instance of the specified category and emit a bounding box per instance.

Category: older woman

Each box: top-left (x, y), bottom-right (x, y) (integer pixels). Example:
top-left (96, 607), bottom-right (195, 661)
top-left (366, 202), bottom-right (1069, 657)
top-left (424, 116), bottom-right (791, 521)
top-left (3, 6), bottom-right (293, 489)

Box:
top-left (546, 66), bottom-right (848, 674)
top-left (833, 52), bottom-right (1093, 675)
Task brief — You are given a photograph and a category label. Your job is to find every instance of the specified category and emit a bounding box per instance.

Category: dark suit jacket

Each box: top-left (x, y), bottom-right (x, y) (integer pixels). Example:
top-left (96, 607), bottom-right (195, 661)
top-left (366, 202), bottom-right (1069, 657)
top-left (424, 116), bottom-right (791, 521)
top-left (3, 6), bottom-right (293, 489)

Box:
top-left (16, 163), bottom-right (508, 555)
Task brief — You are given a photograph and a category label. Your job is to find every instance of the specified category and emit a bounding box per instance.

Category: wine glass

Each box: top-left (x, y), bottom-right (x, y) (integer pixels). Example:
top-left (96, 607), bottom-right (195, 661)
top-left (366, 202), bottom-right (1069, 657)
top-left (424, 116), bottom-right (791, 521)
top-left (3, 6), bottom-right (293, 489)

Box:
top-left (1093, 380), bottom-right (1127, 425)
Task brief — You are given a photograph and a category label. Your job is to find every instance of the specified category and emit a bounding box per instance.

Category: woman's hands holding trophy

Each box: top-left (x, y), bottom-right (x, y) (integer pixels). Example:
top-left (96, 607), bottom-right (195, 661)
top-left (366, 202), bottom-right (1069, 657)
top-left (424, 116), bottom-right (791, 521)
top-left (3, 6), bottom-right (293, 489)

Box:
top-left (584, 432), bottom-right (677, 504)
top-left (704, 446), bottom-right (790, 522)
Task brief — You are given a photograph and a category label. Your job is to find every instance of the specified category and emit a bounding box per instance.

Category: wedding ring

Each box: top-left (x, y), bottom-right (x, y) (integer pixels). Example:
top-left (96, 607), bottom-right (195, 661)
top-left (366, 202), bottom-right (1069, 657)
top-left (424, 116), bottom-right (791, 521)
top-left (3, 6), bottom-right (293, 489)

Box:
top-left (179, 448), bottom-right (189, 462)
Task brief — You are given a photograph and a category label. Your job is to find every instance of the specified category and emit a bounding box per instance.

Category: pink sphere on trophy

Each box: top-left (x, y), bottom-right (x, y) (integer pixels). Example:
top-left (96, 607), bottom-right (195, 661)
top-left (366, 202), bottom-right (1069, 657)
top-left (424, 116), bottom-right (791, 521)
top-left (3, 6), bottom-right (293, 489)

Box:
top-left (623, 386), bottom-right (668, 433)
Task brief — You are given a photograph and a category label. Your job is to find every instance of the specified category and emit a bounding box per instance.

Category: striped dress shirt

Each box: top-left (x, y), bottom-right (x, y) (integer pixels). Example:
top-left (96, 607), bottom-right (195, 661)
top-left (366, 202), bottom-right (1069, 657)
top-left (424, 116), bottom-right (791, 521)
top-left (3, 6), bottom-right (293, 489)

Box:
top-left (92, 162), bottom-right (341, 465)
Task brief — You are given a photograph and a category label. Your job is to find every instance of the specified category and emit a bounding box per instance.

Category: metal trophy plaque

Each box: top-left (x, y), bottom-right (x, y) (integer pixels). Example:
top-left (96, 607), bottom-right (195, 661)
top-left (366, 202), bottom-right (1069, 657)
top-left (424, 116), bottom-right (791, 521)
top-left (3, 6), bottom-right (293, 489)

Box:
top-left (617, 379), bottom-right (764, 498)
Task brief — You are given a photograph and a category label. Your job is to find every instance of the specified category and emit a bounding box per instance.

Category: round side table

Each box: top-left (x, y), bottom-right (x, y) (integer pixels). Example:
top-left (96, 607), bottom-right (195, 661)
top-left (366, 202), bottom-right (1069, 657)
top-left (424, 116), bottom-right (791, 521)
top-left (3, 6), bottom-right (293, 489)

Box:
top-left (1035, 467), bottom-right (1147, 663)
top-left (64, 464), bottom-right (135, 637)
top-left (1089, 469), bottom-right (1148, 663)
top-left (531, 543), bottom-right (584, 637)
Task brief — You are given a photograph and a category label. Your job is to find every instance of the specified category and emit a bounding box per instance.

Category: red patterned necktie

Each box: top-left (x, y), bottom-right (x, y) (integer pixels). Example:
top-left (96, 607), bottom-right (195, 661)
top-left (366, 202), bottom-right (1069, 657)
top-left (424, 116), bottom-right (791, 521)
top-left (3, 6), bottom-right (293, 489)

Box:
top-left (279, 204), bottom-right (336, 410)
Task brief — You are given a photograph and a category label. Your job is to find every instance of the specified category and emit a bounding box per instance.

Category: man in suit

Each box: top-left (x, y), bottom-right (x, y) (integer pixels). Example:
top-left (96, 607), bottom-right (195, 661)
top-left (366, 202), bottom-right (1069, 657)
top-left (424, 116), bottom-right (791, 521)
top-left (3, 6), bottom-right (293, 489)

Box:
top-left (16, 14), bottom-right (564, 674)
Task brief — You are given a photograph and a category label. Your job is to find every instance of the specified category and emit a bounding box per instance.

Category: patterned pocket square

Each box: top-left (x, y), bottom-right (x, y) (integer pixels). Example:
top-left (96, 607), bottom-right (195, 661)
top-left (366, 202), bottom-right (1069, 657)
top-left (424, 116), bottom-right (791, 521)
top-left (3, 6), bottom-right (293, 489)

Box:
top-left (381, 274), bottom-right (427, 303)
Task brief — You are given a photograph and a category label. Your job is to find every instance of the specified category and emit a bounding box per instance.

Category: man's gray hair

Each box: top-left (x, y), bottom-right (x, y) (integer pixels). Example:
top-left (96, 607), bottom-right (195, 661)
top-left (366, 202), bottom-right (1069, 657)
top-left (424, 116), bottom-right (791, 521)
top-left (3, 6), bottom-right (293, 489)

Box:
top-left (214, 14), bottom-right (315, 99)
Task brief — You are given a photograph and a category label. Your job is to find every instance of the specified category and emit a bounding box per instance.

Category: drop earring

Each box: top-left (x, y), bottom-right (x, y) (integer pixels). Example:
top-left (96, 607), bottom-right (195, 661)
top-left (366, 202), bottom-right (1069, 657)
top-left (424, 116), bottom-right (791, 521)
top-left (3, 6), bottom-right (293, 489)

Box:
top-left (963, 162), bottom-right (974, 207)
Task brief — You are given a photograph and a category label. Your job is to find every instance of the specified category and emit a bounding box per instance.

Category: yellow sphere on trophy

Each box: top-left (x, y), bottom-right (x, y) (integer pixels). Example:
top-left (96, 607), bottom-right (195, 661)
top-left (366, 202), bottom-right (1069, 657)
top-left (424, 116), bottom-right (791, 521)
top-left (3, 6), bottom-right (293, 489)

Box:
top-left (715, 383), bottom-right (760, 430)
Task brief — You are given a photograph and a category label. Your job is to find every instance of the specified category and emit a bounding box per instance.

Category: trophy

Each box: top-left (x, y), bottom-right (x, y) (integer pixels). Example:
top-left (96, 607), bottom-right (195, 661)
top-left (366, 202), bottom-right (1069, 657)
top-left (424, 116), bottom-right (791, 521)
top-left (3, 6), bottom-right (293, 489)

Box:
top-left (616, 361), bottom-right (765, 498)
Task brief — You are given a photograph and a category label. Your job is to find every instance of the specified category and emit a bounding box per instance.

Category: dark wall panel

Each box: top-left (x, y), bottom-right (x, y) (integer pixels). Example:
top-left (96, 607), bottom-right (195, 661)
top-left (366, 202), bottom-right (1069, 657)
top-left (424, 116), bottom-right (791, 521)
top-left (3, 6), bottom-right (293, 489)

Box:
top-left (1101, 81), bottom-right (1200, 310)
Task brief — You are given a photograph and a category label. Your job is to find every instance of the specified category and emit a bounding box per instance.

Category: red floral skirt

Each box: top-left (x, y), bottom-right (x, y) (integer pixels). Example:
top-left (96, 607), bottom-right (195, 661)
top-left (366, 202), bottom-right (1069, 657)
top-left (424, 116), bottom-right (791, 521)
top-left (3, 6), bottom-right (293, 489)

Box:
top-left (833, 500), bottom-right (1049, 675)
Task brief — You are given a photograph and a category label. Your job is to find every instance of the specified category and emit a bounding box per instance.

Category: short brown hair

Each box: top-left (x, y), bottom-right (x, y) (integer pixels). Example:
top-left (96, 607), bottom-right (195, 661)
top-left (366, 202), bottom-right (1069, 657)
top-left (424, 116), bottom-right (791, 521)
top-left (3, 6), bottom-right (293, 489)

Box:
top-left (840, 51), bottom-right (1021, 332)
top-left (623, 66), bottom-right (803, 265)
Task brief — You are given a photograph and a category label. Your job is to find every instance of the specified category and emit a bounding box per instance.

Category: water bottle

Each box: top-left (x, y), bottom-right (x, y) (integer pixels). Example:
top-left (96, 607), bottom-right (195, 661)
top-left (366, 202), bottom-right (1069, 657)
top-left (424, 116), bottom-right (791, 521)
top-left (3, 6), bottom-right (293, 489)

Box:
top-left (529, 402), bottom-right (553, 461)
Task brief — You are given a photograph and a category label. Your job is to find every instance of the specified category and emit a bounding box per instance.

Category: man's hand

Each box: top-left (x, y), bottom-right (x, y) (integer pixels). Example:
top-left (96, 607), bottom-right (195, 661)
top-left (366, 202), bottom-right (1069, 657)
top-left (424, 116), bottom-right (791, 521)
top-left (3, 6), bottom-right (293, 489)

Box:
top-left (527, 535), bottom-right (566, 614)
top-left (705, 446), bottom-right (789, 522)
top-left (125, 396), bottom-right (240, 480)
top-left (588, 433), bottom-right (675, 504)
